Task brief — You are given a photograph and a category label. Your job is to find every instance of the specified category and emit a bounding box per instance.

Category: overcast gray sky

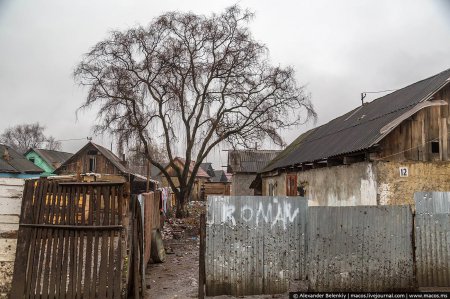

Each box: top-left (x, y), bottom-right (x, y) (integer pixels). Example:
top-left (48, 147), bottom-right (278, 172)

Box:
top-left (1, 0), bottom-right (450, 168)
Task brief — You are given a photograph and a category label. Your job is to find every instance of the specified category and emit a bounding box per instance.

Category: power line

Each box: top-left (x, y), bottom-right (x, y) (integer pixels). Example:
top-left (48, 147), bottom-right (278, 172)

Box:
top-left (53, 137), bottom-right (92, 142)
top-left (362, 89), bottom-right (397, 94)
top-left (361, 89), bottom-right (397, 105)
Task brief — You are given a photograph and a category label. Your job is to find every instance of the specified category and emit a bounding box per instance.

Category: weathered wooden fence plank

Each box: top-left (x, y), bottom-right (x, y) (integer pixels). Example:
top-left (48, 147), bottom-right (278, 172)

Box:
top-left (11, 180), bottom-right (131, 298)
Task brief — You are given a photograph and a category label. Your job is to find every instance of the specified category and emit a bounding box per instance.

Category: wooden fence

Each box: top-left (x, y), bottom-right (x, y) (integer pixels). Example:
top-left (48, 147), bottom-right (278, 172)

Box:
top-left (138, 192), bottom-right (161, 267)
top-left (10, 180), bottom-right (137, 299)
top-left (203, 182), bottom-right (230, 196)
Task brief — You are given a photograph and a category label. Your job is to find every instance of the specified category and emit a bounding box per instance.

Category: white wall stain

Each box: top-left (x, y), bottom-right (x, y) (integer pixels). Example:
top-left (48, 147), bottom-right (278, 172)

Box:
top-left (378, 183), bottom-right (391, 205)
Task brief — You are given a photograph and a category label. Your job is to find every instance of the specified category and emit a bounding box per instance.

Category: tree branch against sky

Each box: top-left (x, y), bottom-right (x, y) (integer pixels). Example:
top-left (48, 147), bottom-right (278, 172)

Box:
top-left (74, 5), bottom-right (316, 217)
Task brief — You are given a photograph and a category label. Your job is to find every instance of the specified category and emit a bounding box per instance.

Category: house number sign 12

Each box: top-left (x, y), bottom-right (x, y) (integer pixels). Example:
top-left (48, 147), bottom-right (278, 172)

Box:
top-left (399, 167), bottom-right (408, 177)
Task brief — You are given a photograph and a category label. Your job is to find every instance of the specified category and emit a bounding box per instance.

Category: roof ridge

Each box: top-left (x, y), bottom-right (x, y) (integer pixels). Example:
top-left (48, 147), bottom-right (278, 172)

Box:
top-left (33, 148), bottom-right (73, 155)
top-left (261, 67), bottom-right (450, 172)
top-left (289, 69), bottom-right (450, 150)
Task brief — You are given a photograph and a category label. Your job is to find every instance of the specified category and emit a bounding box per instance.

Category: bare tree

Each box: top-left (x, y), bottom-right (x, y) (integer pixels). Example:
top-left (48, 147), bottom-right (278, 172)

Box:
top-left (126, 142), bottom-right (168, 176)
top-left (74, 6), bottom-right (316, 217)
top-left (0, 122), bottom-right (61, 153)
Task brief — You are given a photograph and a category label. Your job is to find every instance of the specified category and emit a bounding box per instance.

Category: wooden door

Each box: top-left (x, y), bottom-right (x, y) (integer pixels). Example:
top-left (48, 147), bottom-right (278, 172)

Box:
top-left (286, 174), bottom-right (298, 196)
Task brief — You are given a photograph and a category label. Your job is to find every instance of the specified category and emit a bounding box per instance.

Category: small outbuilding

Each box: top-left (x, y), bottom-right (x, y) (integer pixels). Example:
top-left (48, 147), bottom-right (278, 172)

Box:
top-left (227, 150), bottom-right (281, 196)
top-left (54, 141), bottom-right (156, 192)
top-left (158, 157), bottom-right (210, 201)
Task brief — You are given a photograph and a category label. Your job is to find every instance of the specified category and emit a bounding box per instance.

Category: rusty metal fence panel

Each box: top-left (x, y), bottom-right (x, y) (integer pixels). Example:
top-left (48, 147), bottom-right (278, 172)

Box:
top-left (307, 206), bottom-right (414, 291)
top-left (414, 192), bottom-right (450, 287)
top-left (205, 196), bottom-right (307, 296)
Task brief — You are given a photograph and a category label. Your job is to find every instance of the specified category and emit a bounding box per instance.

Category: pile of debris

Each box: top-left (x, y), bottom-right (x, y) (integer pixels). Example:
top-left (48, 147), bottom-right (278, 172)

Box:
top-left (161, 201), bottom-right (206, 241)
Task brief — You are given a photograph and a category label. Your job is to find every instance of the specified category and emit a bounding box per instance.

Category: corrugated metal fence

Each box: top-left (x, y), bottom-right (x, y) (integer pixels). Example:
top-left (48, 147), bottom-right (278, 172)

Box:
top-left (205, 196), bottom-right (308, 296)
top-left (414, 192), bottom-right (450, 287)
top-left (205, 194), bottom-right (450, 295)
top-left (308, 206), bottom-right (414, 291)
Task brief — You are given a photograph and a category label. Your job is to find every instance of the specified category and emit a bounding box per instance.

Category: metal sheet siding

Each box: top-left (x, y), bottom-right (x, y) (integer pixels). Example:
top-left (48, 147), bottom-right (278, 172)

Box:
top-left (307, 206), bottom-right (414, 291)
top-left (414, 192), bottom-right (450, 287)
top-left (205, 196), bottom-right (308, 296)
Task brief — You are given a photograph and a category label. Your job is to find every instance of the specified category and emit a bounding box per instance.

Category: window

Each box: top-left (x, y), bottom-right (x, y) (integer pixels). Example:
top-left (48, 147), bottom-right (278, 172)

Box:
top-left (431, 141), bottom-right (440, 154)
top-left (89, 157), bottom-right (96, 172)
top-left (29, 157), bottom-right (35, 164)
top-left (269, 180), bottom-right (277, 196)
top-left (286, 174), bottom-right (298, 196)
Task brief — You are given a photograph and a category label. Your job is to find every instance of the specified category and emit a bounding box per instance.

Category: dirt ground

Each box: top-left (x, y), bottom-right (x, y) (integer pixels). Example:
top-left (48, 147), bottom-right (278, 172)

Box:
top-left (144, 201), bottom-right (289, 299)
top-left (145, 238), bottom-right (200, 299)
top-left (144, 237), bottom-right (289, 299)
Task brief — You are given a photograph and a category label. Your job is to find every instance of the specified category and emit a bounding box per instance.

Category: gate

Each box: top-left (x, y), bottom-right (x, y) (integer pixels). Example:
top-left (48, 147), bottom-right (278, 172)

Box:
top-left (11, 179), bottom-right (131, 298)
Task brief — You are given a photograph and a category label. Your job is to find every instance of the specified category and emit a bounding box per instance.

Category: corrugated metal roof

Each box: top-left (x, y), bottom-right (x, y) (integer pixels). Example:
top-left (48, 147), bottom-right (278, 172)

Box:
top-left (0, 144), bottom-right (44, 174)
top-left (28, 148), bottom-right (73, 170)
top-left (210, 170), bottom-right (229, 182)
top-left (263, 68), bottom-right (450, 172)
top-left (0, 159), bottom-right (18, 173)
top-left (200, 162), bottom-right (216, 178)
top-left (227, 150), bottom-right (282, 173)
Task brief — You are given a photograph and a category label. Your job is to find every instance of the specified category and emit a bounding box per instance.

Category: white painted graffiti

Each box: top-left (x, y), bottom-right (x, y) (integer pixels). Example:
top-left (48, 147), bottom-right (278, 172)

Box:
top-left (217, 198), bottom-right (300, 230)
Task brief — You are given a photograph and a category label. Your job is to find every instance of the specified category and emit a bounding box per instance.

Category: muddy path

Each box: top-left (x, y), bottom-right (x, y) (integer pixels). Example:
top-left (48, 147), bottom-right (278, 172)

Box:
top-left (145, 202), bottom-right (288, 299)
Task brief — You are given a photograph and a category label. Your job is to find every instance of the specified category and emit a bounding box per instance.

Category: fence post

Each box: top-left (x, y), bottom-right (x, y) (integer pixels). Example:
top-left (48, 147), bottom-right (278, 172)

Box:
top-left (198, 213), bottom-right (206, 299)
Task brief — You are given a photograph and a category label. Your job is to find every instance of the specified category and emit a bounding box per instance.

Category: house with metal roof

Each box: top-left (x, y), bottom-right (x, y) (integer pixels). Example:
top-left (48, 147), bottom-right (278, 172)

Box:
top-left (25, 148), bottom-right (73, 176)
top-left (260, 68), bottom-right (450, 206)
top-left (227, 150), bottom-right (281, 195)
top-left (158, 157), bottom-right (210, 201)
top-left (0, 144), bottom-right (44, 178)
top-left (199, 162), bottom-right (216, 178)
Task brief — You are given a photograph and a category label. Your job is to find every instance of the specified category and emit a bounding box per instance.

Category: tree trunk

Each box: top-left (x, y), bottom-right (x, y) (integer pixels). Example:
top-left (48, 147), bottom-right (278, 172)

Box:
top-left (175, 190), bottom-right (190, 218)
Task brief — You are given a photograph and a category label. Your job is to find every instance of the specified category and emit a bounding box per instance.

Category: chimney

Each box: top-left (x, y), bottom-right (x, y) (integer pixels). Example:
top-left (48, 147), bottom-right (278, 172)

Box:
top-left (2, 148), bottom-right (10, 162)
